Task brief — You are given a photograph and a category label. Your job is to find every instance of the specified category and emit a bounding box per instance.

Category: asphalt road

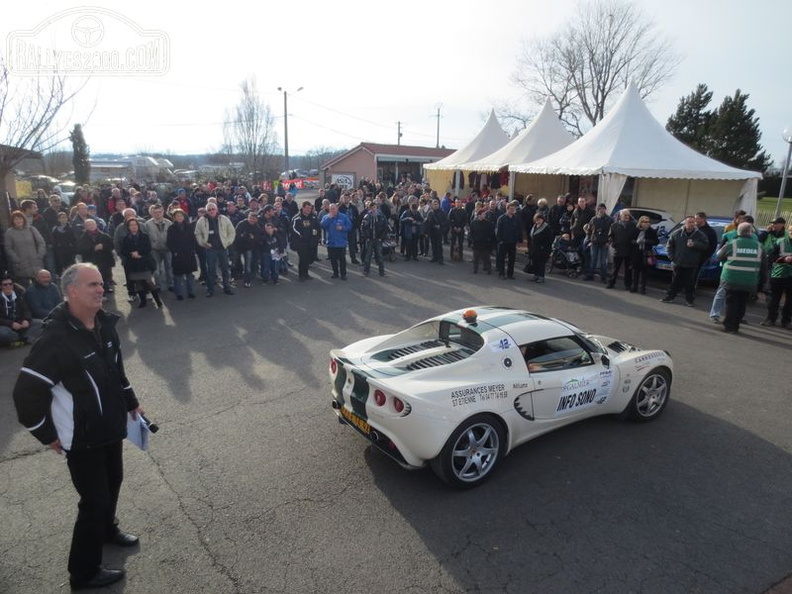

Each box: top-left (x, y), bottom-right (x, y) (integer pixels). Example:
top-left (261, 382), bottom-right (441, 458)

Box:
top-left (1, 214), bottom-right (791, 593)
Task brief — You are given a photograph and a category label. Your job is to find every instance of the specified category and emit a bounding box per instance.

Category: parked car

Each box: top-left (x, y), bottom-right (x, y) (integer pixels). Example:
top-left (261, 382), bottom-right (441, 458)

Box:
top-left (652, 217), bottom-right (731, 282)
top-left (624, 207), bottom-right (677, 240)
top-left (330, 306), bottom-right (673, 488)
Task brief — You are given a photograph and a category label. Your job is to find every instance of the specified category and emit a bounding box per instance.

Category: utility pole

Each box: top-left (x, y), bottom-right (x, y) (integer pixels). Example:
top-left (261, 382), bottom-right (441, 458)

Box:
top-left (277, 86), bottom-right (303, 174)
top-left (434, 103), bottom-right (443, 149)
top-left (397, 121), bottom-right (403, 146)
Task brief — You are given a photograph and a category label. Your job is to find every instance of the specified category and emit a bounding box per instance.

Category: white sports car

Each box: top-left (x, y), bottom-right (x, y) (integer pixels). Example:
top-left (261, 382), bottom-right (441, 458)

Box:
top-left (330, 306), bottom-right (673, 488)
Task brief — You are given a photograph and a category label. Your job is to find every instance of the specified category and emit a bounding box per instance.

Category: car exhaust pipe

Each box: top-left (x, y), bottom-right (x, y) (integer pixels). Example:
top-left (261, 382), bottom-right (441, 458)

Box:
top-left (370, 430), bottom-right (380, 442)
top-left (331, 400), bottom-right (340, 410)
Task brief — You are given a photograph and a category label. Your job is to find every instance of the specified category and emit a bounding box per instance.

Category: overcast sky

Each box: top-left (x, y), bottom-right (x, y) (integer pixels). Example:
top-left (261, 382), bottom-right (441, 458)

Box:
top-left (2, 0), bottom-right (790, 167)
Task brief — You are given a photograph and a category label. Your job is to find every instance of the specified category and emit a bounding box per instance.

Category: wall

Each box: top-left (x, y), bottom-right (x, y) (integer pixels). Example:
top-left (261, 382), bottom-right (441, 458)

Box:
top-left (514, 173), bottom-right (568, 200)
top-left (635, 178), bottom-right (747, 221)
top-left (325, 150), bottom-right (375, 185)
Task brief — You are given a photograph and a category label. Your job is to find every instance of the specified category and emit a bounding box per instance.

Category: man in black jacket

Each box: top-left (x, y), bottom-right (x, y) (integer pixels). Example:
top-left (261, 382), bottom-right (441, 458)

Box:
top-left (360, 201), bottom-right (389, 277)
top-left (425, 199), bottom-right (450, 264)
top-left (496, 201), bottom-right (523, 279)
top-left (13, 263), bottom-right (144, 590)
top-left (338, 192), bottom-right (360, 264)
top-left (470, 208), bottom-right (495, 274)
top-left (694, 211), bottom-right (719, 290)
top-left (661, 216), bottom-right (710, 306)
top-left (290, 202), bottom-right (321, 281)
top-left (448, 198), bottom-right (469, 261)
top-left (607, 209), bottom-right (638, 289)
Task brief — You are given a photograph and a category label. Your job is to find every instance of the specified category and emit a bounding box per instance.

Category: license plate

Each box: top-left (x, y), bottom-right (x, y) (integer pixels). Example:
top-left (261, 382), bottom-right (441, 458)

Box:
top-left (656, 261), bottom-right (673, 270)
top-left (340, 406), bottom-right (370, 436)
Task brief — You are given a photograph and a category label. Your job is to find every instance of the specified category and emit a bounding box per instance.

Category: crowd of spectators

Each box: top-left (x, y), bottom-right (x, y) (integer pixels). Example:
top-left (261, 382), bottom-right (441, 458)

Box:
top-left (1, 178), bottom-right (790, 347)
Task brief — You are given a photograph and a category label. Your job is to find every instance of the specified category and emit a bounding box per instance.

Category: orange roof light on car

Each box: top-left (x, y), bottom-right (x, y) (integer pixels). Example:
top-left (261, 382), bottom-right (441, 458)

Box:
top-left (462, 309), bottom-right (477, 323)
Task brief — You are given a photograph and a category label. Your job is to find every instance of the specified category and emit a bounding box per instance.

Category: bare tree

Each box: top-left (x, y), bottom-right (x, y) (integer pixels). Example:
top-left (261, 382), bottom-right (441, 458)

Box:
top-left (507, 0), bottom-right (679, 135)
top-left (42, 150), bottom-right (73, 177)
top-left (0, 59), bottom-right (83, 225)
top-left (300, 146), bottom-right (346, 171)
top-left (223, 77), bottom-right (276, 182)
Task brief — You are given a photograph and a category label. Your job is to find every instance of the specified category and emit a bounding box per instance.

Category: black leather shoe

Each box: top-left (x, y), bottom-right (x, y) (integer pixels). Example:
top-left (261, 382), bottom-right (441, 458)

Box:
top-left (70, 567), bottom-right (125, 589)
top-left (106, 531), bottom-right (139, 547)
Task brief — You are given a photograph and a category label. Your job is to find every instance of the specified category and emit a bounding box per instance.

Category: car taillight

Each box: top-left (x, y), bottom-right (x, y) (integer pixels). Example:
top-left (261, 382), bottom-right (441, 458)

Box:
top-left (393, 397), bottom-right (405, 413)
top-left (374, 390), bottom-right (386, 406)
top-left (330, 359), bottom-right (337, 374)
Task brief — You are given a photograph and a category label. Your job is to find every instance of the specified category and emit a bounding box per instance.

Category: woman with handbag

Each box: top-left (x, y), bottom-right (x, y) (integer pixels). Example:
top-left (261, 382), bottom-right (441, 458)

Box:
top-left (121, 218), bottom-right (162, 308)
top-left (630, 216), bottom-right (659, 294)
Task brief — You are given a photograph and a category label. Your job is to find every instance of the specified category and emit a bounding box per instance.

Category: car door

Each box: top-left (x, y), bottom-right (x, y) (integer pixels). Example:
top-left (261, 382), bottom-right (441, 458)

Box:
top-left (520, 336), bottom-right (616, 420)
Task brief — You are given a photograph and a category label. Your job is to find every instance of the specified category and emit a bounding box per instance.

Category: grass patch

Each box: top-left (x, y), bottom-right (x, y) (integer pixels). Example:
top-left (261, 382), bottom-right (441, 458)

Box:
top-left (757, 196), bottom-right (792, 213)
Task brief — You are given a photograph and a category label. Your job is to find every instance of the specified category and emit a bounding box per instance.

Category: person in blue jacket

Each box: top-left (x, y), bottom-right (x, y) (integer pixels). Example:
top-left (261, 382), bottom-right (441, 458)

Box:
top-left (320, 203), bottom-right (352, 280)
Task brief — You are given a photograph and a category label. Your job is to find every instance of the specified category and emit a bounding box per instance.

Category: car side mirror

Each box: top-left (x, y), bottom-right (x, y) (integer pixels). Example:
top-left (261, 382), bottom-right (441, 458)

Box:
top-left (600, 353), bottom-right (610, 368)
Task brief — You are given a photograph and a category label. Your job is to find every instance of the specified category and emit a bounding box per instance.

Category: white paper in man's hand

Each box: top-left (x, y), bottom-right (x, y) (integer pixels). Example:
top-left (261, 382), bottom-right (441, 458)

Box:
top-left (126, 413), bottom-right (150, 451)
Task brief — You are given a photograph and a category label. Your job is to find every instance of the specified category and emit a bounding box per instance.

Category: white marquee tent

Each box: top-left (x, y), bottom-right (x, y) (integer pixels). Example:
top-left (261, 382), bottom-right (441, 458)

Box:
top-left (457, 98), bottom-right (575, 199)
top-left (510, 84), bottom-right (762, 219)
top-left (423, 109), bottom-right (509, 195)
top-left (458, 99), bottom-right (574, 172)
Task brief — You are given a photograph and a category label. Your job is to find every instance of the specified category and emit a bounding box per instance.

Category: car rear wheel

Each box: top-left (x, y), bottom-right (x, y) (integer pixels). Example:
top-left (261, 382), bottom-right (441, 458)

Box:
top-left (626, 368), bottom-right (670, 421)
top-left (430, 415), bottom-right (504, 488)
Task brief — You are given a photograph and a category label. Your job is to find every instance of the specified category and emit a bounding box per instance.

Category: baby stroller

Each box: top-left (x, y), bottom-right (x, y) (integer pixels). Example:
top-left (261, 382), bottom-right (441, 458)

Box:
top-left (547, 236), bottom-right (583, 278)
top-left (380, 223), bottom-right (398, 262)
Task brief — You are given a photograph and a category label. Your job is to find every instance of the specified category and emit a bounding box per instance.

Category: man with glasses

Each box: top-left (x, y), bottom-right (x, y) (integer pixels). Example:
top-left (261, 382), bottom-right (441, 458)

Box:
top-left (195, 204), bottom-right (236, 296)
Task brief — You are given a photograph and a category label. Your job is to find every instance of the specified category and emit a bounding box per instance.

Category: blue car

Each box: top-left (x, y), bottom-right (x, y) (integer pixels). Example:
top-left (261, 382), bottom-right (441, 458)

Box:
top-left (652, 217), bottom-right (732, 282)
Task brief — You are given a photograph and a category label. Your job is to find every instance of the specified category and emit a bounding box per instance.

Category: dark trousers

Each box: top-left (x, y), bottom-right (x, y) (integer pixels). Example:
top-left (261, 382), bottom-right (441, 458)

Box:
top-left (450, 230), bottom-right (465, 258)
top-left (532, 253), bottom-right (549, 278)
top-left (430, 233), bottom-right (444, 262)
top-left (123, 263), bottom-right (135, 298)
top-left (363, 240), bottom-right (384, 275)
top-left (497, 242), bottom-right (517, 277)
top-left (419, 234), bottom-right (429, 256)
top-left (610, 255), bottom-right (633, 287)
top-left (405, 236), bottom-right (419, 260)
top-left (241, 249), bottom-right (260, 284)
top-left (767, 278), bottom-right (792, 323)
top-left (196, 248), bottom-right (207, 282)
top-left (631, 257), bottom-right (650, 291)
top-left (205, 247), bottom-right (231, 292)
top-left (347, 230), bottom-right (358, 261)
top-left (328, 246), bottom-right (347, 277)
top-left (724, 289), bottom-right (750, 332)
top-left (66, 440), bottom-right (123, 582)
top-left (665, 266), bottom-right (697, 302)
top-left (472, 248), bottom-right (491, 273)
top-left (296, 244), bottom-right (312, 278)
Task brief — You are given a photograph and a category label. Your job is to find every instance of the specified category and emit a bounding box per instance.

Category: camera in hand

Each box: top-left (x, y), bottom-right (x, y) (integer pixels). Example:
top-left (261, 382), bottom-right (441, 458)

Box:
top-left (140, 414), bottom-right (159, 434)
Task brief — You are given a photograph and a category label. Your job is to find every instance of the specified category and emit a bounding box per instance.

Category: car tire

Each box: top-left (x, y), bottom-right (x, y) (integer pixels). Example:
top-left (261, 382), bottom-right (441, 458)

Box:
top-left (430, 414), bottom-right (505, 489)
top-left (624, 368), bottom-right (671, 422)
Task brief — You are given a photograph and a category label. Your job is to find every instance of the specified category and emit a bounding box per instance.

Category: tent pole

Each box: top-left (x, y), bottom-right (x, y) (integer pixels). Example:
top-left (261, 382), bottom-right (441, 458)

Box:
top-left (509, 170), bottom-right (515, 201)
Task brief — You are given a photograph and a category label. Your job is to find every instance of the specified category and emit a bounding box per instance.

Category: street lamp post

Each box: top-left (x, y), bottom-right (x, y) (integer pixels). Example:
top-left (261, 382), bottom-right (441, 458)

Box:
top-left (775, 128), bottom-right (792, 220)
top-left (434, 102), bottom-right (442, 149)
top-left (277, 86), bottom-right (303, 175)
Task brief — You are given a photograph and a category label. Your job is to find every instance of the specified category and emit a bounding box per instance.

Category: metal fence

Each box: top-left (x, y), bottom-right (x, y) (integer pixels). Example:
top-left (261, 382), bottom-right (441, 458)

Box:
top-left (755, 208), bottom-right (792, 227)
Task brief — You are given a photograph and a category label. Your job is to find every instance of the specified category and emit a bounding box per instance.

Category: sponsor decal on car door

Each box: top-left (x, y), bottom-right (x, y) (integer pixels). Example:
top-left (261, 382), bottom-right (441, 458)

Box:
top-left (529, 368), bottom-right (615, 419)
